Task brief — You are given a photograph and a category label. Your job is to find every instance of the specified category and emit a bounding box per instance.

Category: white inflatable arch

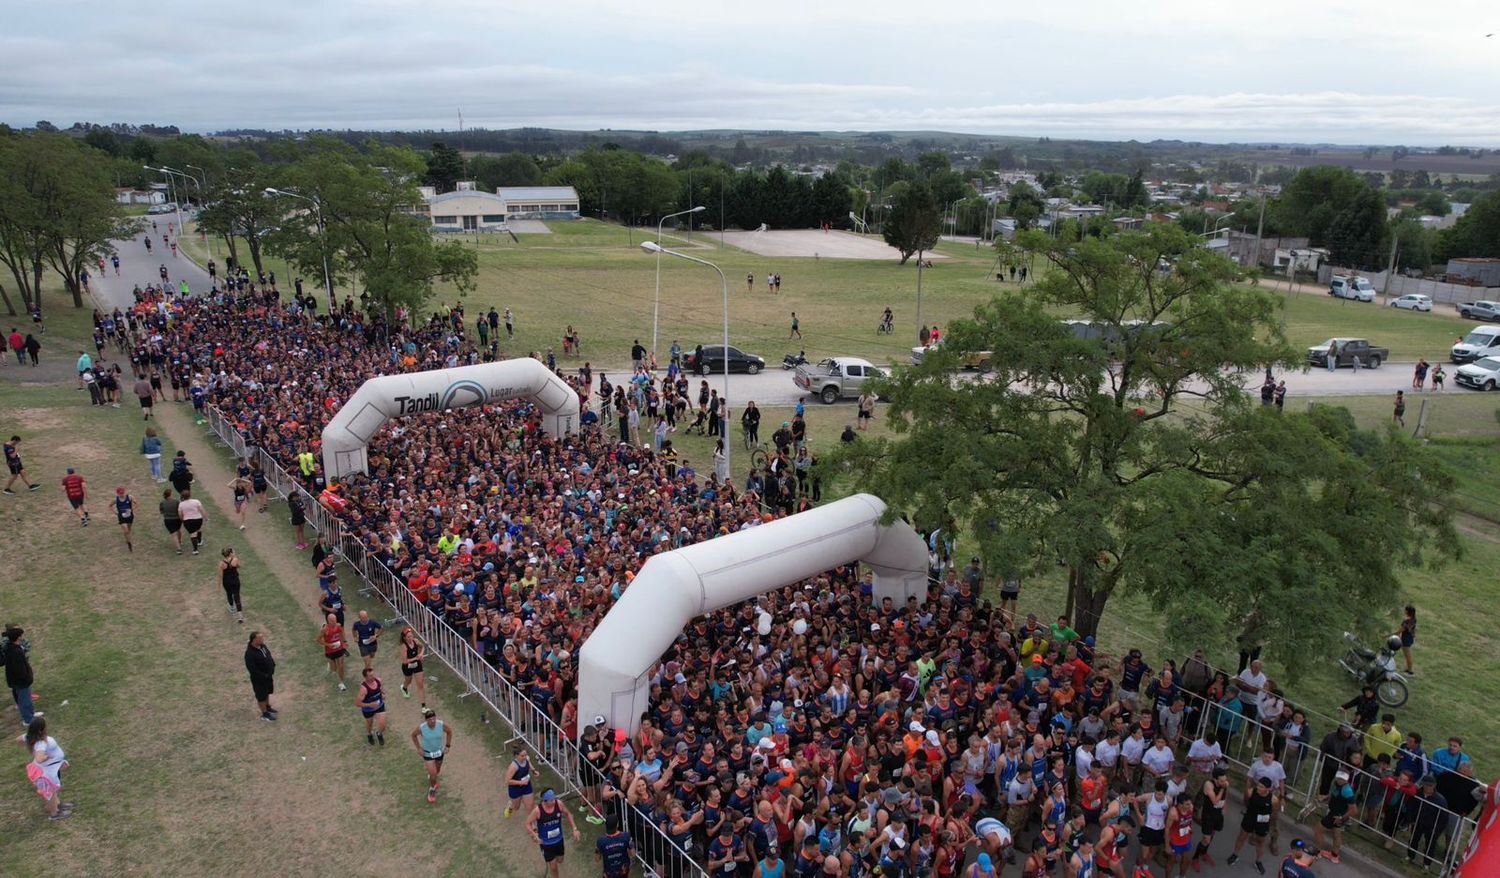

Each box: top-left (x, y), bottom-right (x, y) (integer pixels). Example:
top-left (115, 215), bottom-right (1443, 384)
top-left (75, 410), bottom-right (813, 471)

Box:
top-left (320, 359), bottom-right (579, 479)
top-left (577, 493), bottom-right (927, 739)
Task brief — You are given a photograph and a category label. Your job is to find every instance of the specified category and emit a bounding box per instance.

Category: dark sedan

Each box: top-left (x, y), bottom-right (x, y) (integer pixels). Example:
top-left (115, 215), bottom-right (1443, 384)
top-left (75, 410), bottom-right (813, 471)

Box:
top-left (684, 344), bottom-right (765, 375)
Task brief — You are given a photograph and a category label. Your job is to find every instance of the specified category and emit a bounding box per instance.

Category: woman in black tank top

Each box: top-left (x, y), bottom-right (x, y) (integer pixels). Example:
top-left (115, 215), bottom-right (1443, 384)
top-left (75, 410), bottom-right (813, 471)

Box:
top-left (219, 547), bottom-right (244, 622)
top-left (400, 628), bottom-right (427, 708)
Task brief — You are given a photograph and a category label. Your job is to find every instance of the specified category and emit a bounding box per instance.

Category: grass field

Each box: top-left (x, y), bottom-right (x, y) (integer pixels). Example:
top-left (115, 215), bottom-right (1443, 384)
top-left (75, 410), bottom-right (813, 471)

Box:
top-left (0, 304), bottom-right (598, 877)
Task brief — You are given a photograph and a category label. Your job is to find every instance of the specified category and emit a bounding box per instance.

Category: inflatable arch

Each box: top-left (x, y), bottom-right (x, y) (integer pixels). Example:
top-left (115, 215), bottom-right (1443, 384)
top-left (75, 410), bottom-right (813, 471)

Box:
top-left (577, 493), bottom-right (927, 739)
top-left (1456, 780), bottom-right (1500, 876)
top-left (320, 359), bottom-right (579, 479)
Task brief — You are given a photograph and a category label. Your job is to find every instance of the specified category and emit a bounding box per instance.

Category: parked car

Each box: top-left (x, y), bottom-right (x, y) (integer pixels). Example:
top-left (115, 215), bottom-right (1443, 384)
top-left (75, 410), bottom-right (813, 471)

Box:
top-left (1389, 294), bottom-right (1432, 312)
top-left (683, 344), bottom-right (765, 375)
top-left (1451, 326), bottom-right (1500, 364)
top-left (794, 357), bottom-right (886, 404)
top-left (1307, 337), bottom-right (1389, 369)
top-left (1457, 300), bottom-right (1500, 321)
top-left (1455, 356), bottom-right (1500, 391)
top-left (910, 341), bottom-right (993, 371)
top-left (1329, 275), bottom-right (1376, 302)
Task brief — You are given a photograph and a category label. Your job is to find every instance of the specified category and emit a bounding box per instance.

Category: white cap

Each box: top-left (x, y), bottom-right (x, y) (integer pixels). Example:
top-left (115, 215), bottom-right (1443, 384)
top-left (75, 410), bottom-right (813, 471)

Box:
top-left (925, 730), bottom-right (940, 746)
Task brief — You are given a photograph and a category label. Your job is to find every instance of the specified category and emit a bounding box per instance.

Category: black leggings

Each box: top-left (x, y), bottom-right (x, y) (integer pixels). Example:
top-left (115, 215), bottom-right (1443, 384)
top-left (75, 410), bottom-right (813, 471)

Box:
top-left (223, 581), bottom-right (242, 612)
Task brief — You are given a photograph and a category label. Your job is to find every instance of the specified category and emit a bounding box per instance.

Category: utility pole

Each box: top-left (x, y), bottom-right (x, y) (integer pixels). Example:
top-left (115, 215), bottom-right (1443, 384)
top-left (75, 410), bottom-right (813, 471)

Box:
top-left (1382, 232), bottom-right (1400, 301)
top-left (915, 253), bottom-right (925, 345)
top-left (1252, 191), bottom-right (1266, 274)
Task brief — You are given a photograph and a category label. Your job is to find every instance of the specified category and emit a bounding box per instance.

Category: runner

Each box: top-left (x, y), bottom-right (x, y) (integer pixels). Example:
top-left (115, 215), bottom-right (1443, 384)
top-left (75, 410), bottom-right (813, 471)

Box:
top-left (526, 787), bottom-right (581, 878)
top-left (505, 742), bottom-right (536, 818)
top-left (1192, 766), bottom-right (1229, 869)
top-left (412, 707), bottom-right (452, 804)
top-left (399, 627), bottom-right (428, 708)
top-left (228, 473), bottom-right (252, 531)
top-left (114, 487), bottom-right (137, 552)
top-left (352, 610), bottom-right (383, 671)
top-left (177, 489), bottom-right (206, 554)
top-left (356, 667), bottom-right (387, 746)
top-left (60, 468), bottom-right (89, 526)
top-left (250, 458), bottom-right (269, 513)
top-left (159, 488), bottom-right (184, 554)
top-left (1226, 776), bottom-right (1279, 874)
top-left (288, 491), bottom-right (307, 549)
top-left (3, 435), bottom-right (40, 494)
top-left (596, 813), bottom-right (635, 878)
top-left (1165, 793), bottom-right (1195, 877)
top-left (318, 612), bottom-right (349, 691)
top-left (218, 547), bottom-right (244, 623)
top-left (1279, 840), bottom-right (1319, 878)
top-left (973, 816), bottom-right (1013, 860)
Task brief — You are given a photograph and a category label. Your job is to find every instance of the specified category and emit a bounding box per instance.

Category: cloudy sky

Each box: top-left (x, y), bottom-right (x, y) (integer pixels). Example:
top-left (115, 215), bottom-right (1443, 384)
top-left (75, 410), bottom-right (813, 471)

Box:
top-left (3, 0), bottom-right (1497, 145)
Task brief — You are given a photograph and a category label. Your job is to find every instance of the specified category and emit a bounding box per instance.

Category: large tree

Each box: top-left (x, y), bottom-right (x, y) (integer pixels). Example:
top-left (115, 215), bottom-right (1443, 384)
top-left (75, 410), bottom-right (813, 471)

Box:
top-left (0, 132), bottom-right (133, 311)
top-left (424, 142), bottom-right (466, 193)
top-left (839, 225), bottom-right (1457, 667)
top-left (1437, 190), bottom-right (1500, 262)
top-left (196, 162), bottom-right (282, 276)
top-left (269, 139), bottom-right (477, 320)
top-left (1274, 166), bottom-right (1390, 268)
top-left (882, 182), bottom-right (941, 264)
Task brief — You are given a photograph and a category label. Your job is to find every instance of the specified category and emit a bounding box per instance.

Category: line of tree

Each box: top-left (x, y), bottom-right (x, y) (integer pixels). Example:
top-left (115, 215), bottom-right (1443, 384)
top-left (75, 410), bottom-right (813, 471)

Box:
top-left (0, 131), bottom-right (136, 315)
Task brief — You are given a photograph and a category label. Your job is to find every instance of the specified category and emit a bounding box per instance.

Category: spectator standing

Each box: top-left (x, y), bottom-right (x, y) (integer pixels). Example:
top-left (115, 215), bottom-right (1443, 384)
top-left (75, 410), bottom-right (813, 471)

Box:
top-left (244, 631), bottom-right (277, 721)
top-left (24, 718), bottom-right (72, 821)
top-left (1398, 604), bottom-right (1417, 675)
top-left (4, 625), bottom-right (39, 725)
top-left (1403, 776), bottom-right (1450, 868)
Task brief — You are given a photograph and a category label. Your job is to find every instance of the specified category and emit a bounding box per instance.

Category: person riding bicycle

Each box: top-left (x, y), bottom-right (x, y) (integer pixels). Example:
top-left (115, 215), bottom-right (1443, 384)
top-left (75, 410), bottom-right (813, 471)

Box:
top-left (880, 308), bottom-right (894, 333)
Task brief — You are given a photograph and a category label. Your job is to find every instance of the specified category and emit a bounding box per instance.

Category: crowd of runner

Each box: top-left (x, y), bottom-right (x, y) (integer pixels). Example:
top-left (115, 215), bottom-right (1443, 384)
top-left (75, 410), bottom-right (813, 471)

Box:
top-left (109, 282), bottom-right (1485, 877)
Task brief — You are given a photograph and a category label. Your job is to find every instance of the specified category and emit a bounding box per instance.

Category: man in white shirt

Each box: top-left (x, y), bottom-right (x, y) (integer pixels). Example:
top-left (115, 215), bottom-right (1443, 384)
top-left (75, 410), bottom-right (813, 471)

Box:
top-left (1236, 660), bottom-right (1268, 721)
top-left (1246, 749), bottom-right (1287, 796)
top-left (1121, 727), bottom-right (1147, 789)
top-left (1095, 730), bottom-right (1121, 784)
top-left (1142, 735), bottom-right (1176, 781)
top-left (1074, 739), bottom-right (1096, 781)
top-left (1187, 729), bottom-right (1223, 775)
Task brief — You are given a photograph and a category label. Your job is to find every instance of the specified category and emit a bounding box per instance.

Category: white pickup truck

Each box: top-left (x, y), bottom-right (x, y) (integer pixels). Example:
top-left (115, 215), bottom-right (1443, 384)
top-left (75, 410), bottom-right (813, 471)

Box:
top-left (793, 357), bottom-right (886, 404)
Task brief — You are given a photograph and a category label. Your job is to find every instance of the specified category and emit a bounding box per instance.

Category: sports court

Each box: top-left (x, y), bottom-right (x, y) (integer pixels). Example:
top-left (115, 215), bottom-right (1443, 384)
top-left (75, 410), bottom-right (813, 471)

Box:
top-left (719, 229), bottom-right (949, 261)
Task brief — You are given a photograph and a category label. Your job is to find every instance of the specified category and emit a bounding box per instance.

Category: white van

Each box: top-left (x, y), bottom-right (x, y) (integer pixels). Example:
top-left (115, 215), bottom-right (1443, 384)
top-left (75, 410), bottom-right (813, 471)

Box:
top-left (1451, 326), bottom-right (1500, 364)
top-left (1329, 275), bottom-right (1376, 302)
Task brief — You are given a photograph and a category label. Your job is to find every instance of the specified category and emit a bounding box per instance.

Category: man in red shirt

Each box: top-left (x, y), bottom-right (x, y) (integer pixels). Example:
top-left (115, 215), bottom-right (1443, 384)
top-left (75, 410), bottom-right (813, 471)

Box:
top-left (60, 468), bottom-right (89, 526)
top-left (318, 612), bottom-right (349, 691)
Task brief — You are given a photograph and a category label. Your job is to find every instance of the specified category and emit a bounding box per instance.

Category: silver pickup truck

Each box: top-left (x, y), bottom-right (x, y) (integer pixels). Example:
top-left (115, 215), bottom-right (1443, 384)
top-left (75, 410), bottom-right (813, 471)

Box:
top-left (793, 357), bottom-right (886, 404)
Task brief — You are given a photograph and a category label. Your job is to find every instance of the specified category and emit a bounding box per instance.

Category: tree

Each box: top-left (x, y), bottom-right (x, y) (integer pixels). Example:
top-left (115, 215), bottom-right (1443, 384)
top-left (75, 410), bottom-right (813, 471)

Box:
top-left (270, 139), bottom-right (477, 320)
top-left (425, 142), bottom-right (466, 193)
top-left (468, 152), bottom-right (542, 190)
top-left (1007, 181), bottom-right (1044, 230)
top-left (196, 163), bottom-right (282, 276)
top-left (837, 225), bottom-right (1457, 662)
top-left (1436, 190), bottom-right (1500, 262)
top-left (0, 132), bottom-right (134, 311)
top-left (1274, 166), bottom-right (1388, 267)
top-left (82, 128), bottom-right (121, 157)
top-left (882, 183), bottom-right (941, 264)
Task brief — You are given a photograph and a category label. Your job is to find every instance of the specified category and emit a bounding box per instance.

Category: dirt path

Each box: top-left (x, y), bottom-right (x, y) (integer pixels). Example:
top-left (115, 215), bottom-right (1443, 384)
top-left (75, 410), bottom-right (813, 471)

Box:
top-left (150, 401), bottom-right (592, 876)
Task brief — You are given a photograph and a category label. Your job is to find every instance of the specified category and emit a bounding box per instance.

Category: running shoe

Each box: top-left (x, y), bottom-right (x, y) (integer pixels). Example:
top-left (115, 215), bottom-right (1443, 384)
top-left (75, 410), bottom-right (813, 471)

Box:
top-left (337, 683), bottom-right (346, 691)
top-left (28, 484), bottom-right (39, 491)
top-left (50, 810), bottom-right (74, 821)
top-left (503, 806), bottom-right (513, 818)
top-left (2, 490), bottom-right (14, 496)
top-left (585, 815), bottom-right (605, 825)
top-left (262, 712), bottom-right (277, 722)
top-left (427, 788), bottom-right (437, 804)
top-left (401, 686), bottom-right (410, 699)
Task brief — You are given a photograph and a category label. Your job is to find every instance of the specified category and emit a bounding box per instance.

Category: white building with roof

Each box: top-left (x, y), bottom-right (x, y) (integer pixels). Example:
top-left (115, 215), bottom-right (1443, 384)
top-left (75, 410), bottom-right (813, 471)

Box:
top-left (415, 182), bottom-right (580, 231)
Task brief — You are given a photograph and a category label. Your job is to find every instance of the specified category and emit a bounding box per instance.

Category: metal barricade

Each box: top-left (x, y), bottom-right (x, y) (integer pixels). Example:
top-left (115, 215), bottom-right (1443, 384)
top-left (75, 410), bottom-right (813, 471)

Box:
top-left (197, 404), bottom-right (707, 878)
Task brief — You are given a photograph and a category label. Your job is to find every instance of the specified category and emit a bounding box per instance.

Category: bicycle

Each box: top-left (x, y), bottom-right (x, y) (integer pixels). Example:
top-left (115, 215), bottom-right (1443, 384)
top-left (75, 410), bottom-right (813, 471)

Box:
top-left (742, 425), bottom-right (769, 467)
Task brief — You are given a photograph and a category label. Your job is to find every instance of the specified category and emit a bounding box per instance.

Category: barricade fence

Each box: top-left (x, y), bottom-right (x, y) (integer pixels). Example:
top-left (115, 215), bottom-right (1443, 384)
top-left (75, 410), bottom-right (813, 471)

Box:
top-left (1166, 680), bottom-right (1477, 875)
top-left (200, 405), bottom-right (707, 878)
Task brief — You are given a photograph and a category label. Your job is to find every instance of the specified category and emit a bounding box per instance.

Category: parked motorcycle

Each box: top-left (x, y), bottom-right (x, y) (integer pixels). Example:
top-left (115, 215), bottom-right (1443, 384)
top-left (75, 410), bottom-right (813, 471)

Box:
top-left (1338, 631), bottom-right (1409, 707)
top-left (782, 350), bottom-right (808, 370)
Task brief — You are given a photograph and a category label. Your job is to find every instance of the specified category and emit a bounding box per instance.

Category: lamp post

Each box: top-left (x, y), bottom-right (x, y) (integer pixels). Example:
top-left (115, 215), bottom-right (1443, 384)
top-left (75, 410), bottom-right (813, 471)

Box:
top-left (184, 165), bottom-right (218, 259)
top-left (641, 240), bottom-right (730, 477)
top-left (265, 187), bottom-right (334, 310)
top-left (145, 165), bottom-right (186, 242)
top-left (653, 206), bottom-right (706, 359)
top-left (159, 165), bottom-right (208, 253)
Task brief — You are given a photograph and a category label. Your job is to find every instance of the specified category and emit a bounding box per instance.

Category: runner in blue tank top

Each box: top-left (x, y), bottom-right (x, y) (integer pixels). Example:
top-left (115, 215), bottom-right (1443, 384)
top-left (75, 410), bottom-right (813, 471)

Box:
top-left (528, 788), bottom-right (580, 878)
top-left (755, 845), bottom-right (786, 878)
top-left (504, 743), bottom-right (535, 818)
top-left (356, 667), bottom-right (386, 746)
top-left (113, 487), bottom-right (136, 552)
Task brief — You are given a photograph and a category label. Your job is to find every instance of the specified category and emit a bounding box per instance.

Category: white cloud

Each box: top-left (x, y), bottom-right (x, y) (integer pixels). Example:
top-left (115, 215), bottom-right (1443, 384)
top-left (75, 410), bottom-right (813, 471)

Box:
top-left (1, 1), bottom-right (1497, 145)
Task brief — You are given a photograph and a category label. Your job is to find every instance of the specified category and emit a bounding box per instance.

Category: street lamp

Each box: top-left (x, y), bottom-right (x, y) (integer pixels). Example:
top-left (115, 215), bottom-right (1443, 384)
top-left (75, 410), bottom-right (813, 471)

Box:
top-left (265, 187), bottom-right (334, 310)
top-left (144, 165), bottom-right (186, 242)
top-left (184, 164), bottom-right (217, 259)
top-left (653, 206), bottom-right (706, 359)
top-left (640, 240), bottom-right (731, 478)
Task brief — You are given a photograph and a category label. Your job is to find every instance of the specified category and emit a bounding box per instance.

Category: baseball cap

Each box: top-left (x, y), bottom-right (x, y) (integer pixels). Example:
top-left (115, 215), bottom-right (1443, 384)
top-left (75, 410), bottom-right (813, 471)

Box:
top-left (909, 721), bottom-right (925, 733)
top-left (976, 853), bottom-right (993, 873)
top-left (1032, 654), bottom-right (1043, 664)
top-left (593, 714), bottom-right (607, 726)
top-left (541, 789), bottom-right (557, 802)
top-left (116, 486), bottom-right (126, 495)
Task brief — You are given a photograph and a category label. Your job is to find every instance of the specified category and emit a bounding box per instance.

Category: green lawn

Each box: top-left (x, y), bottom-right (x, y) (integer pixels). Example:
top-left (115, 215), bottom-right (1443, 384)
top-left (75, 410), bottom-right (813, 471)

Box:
top-left (1270, 286), bottom-right (1474, 362)
top-left (0, 309), bottom-right (592, 876)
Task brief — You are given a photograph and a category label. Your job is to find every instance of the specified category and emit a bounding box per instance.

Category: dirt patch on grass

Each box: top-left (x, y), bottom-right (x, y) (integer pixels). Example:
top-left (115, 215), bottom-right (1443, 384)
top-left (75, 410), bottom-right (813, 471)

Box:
top-left (14, 407), bottom-right (67, 430)
top-left (52, 440), bottom-right (110, 463)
